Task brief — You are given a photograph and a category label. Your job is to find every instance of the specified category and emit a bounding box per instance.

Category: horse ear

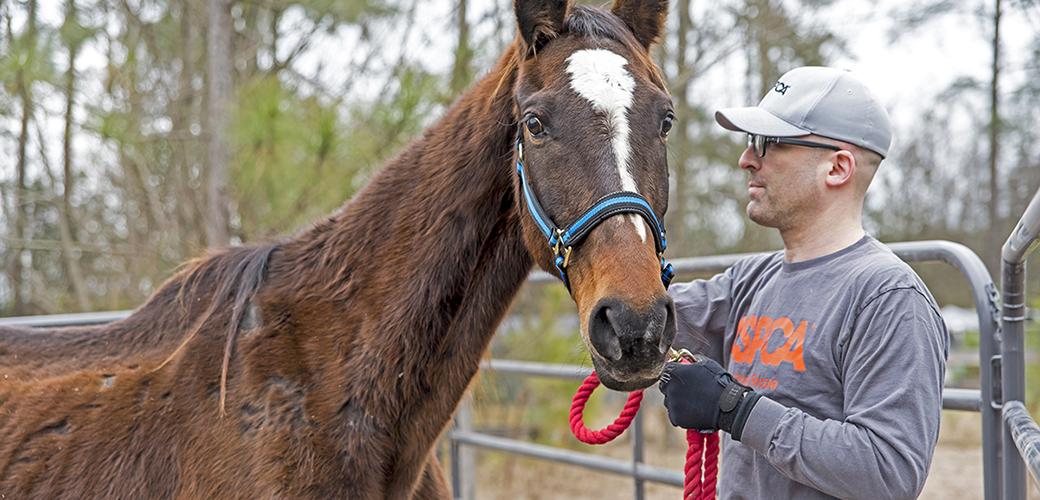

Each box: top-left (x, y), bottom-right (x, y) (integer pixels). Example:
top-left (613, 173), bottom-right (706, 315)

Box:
top-left (514, 0), bottom-right (569, 56)
top-left (611, 0), bottom-right (669, 50)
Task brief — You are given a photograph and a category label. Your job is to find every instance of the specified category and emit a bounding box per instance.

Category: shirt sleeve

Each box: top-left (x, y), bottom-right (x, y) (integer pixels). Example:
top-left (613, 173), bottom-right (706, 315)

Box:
top-left (737, 286), bottom-right (948, 500)
top-left (668, 269), bottom-right (734, 363)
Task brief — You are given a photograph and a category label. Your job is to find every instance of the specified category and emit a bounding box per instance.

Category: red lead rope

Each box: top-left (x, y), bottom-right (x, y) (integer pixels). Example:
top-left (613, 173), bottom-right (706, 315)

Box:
top-left (569, 366), bottom-right (719, 500)
top-left (568, 371), bottom-right (643, 444)
top-left (684, 428), bottom-right (719, 500)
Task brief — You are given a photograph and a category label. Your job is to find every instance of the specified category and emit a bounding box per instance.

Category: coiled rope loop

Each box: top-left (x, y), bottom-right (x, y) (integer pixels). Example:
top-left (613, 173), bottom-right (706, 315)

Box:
top-left (568, 371), bottom-right (644, 445)
top-left (569, 351), bottom-right (719, 500)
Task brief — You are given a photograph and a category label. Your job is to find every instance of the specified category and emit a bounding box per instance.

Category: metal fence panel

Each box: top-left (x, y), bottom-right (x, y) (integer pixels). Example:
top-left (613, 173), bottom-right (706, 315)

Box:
top-left (4, 237), bottom-right (1037, 499)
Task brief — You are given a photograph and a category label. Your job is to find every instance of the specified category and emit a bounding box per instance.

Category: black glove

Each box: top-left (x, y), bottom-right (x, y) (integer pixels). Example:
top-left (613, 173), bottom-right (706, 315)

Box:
top-left (658, 354), bottom-right (761, 441)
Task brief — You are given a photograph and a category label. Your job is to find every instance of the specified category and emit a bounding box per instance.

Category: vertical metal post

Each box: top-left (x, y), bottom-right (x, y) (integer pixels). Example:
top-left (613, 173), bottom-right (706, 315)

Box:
top-left (983, 280), bottom-right (1005, 500)
top-left (1001, 260), bottom-right (1026, 500)
top-left (632, 405), bottom-right (645, 500)
top-left (1000, 186), bottom-right (1040, 500)
top-left (451, 395), bottom-right (476, 500)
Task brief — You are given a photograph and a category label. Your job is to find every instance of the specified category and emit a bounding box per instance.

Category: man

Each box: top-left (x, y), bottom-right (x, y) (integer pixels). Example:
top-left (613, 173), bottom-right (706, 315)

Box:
top-left (658, 66), bottom-right (949, 500)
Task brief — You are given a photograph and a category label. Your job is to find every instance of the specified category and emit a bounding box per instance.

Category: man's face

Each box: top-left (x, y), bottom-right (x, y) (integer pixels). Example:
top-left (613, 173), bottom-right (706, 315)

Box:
top-left (738, 136), bottom-right (827, 231)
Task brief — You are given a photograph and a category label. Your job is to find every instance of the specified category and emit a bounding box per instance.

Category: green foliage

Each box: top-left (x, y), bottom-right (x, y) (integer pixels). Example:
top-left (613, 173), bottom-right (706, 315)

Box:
top-left (297, 0), bottom-right (395, 25)
top-left (231, 63), bottom-right (448, 237)
top-left (232, 75), bottom-right (354, 237)
top-left (342, 64), bottom-right (448, 170)
top-left (59, 4), bottom-right (95, 50)
top-left (0, 22), bottom-right (59, 94)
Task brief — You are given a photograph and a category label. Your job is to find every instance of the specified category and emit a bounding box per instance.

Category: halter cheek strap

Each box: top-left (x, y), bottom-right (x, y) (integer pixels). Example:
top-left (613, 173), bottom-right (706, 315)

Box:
top-left (515, 137), bottom-right (675, 291)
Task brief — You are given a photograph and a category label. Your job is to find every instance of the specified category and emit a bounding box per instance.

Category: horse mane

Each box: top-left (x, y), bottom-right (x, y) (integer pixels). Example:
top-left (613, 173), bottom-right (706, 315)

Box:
top-left (156, 242), bottom-right (280, 413)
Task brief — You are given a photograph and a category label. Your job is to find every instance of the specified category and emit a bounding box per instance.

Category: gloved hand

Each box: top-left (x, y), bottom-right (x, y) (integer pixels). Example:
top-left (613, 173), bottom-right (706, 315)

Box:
top-left (658, 354), bottom-right (761, 441)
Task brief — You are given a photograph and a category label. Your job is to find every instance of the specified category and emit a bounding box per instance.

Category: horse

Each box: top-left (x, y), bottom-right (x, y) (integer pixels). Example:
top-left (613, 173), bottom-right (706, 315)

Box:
top-left (0, 0), bottom-right (675, 497)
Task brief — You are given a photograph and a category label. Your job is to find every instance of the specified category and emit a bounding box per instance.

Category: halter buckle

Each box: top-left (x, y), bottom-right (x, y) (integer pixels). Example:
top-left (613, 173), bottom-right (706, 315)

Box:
top-left (553, 229), bottom-right (573, 269)
top-left (668, 348), bottom-right (695, 363)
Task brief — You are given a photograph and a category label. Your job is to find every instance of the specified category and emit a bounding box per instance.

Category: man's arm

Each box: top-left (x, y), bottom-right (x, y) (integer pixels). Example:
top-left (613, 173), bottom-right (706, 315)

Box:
top-left (738, 287), bottom-right (947, 500)
top-left (668, 270), bottom-right (735, 359)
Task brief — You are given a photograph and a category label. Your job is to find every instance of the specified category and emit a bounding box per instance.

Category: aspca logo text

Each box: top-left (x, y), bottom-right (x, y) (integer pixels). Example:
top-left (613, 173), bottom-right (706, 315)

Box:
top-left (773, 81), bottom-right (791, 95)
top-left (731, 315), bottom-right (809, 371)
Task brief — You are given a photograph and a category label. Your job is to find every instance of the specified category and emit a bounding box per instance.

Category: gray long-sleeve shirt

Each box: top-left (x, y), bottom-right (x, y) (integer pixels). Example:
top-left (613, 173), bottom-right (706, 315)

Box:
top-left (669, 236), bottom-right (949, 500)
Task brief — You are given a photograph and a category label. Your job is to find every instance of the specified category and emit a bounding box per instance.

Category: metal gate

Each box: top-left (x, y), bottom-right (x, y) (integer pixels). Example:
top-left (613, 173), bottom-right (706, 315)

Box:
top-left (448, 188), bottom-right (1040, 500)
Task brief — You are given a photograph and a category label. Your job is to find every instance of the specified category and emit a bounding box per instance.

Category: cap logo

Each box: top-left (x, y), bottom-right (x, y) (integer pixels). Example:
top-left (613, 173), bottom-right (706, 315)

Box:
top-left (773, 81), bottom-right (790, 95)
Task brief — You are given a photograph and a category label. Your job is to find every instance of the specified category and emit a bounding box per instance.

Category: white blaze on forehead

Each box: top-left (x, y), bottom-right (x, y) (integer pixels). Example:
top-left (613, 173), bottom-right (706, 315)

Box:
top-left (565, 49), bottom-right (647, 242)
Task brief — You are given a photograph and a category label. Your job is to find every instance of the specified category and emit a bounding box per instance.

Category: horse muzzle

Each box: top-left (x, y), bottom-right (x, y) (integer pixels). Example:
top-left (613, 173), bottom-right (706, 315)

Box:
top-left (586, 293), bottom-right (676, 391)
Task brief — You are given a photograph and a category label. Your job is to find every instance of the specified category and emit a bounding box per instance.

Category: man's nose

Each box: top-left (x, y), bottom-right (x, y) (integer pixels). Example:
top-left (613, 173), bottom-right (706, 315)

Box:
top-left (739, 146), bottom-right (759, 171)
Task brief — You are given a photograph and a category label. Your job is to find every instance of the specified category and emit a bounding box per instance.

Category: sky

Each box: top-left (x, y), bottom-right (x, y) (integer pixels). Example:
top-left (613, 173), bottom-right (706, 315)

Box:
top-left (826, 1), bottom-right (1037, 133)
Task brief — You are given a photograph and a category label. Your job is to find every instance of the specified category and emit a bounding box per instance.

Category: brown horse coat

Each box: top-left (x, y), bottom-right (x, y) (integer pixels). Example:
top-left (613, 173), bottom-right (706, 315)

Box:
top-left (0, 0), bottom-right (673, 497)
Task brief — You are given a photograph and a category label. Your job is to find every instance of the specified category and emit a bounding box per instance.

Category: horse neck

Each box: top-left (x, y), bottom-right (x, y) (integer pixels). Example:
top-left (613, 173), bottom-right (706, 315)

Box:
top-left (284, 45), bottom-right (523, 287)
top-left (271, 44), bottom-right (530, 396)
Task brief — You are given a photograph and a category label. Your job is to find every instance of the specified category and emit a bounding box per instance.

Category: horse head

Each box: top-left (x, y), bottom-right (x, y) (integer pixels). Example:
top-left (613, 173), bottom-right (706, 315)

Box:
top-left (512, 0), bottom-right (676, 391)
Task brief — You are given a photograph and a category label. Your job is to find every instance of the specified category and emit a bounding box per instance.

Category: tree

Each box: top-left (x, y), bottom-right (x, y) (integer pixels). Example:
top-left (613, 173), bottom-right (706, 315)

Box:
top-left (876, 0), bottom-right (1037, 286)
top-left (450, 0), bottom-right (474, 97)
top-left (2, 0), bottom-right (57, 315)
top-left (11, 0), bottom-right (38, 315)
top-left (58, 0), bottom-right (93, 311)
top-left (986, 0), bottom-right (1002, 276)
top-left (206, 0), bottom-right (232, 247)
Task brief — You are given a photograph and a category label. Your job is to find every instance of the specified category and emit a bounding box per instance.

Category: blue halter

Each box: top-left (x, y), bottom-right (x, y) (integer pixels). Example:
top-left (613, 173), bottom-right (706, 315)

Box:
top-left (515, 137), bottom-right (675, 291)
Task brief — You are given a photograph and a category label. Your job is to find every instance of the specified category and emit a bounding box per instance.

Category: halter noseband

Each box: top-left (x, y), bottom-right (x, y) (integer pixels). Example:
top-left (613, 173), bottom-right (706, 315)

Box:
top-left (515, 136), bottom-right (675, 291)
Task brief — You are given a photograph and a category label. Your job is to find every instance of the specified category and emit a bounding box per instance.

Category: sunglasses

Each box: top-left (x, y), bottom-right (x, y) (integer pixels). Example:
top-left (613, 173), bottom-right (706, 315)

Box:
top-left (747, 133), bottom-right (842, 158)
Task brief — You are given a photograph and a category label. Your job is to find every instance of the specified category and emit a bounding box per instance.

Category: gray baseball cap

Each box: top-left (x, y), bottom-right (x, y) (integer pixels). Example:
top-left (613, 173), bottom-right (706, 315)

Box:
top-left (716, 67), bottom-right (892, 158)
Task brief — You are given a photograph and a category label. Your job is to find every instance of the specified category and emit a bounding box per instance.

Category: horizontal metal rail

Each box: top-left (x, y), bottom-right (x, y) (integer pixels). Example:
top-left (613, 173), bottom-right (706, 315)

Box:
top-left (448, 430), bottom-right (684, 487)
top-left (943, 388), bottom-right (983, 412)
top-left (1004, 401), bottom-right (1040, 492)
top-left (484, 358), bottom-right (982, 412)
top-left (456, 358), bottom-right (987, 498)
top-left (0, 310), bottom-right (132, 327)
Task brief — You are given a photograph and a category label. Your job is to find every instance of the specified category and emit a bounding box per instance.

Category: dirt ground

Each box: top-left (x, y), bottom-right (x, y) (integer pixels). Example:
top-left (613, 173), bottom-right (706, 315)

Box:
top-left (463, 410), bottom-right (1040, 499)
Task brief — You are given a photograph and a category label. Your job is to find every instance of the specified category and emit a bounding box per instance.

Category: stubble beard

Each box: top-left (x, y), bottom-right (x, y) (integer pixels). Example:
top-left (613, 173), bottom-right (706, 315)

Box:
top-left (745, 151), bottom-right (824, 231)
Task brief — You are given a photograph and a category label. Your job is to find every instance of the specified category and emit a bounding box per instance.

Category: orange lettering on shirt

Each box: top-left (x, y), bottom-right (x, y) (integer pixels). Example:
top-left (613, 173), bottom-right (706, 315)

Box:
top-left (748, 316), bottom-right (772, 363)
top-left (761, 317), bottom-right (793, 366)
top-left (732, 315), bottom-right (754, 363)
top-left (780, 320), bottom-right (807, 371)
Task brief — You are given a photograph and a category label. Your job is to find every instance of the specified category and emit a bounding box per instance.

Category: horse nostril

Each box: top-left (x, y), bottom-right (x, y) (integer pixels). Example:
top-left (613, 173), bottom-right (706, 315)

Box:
top-left (589, 297), bottom-right (675, 361)
top-left (657, 295), bottom-right (677, 355)
top-left (589, 301), bottom-right (623, 361)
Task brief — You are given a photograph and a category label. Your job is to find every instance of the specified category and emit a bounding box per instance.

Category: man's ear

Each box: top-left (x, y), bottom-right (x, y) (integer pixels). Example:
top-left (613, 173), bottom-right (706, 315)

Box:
top-left (825, 150), bottom-right (856, 187)
top-left (514, 0), bottom-right (568, 56)
top-left (611, 0), bottom-right (669, 50)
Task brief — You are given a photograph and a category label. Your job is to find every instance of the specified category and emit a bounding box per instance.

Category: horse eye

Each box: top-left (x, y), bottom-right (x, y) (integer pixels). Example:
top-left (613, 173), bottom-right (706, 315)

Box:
top-left (661, 114), bottom-right (675, 137)
top-left (525, 116), bottom-right (545, 137)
